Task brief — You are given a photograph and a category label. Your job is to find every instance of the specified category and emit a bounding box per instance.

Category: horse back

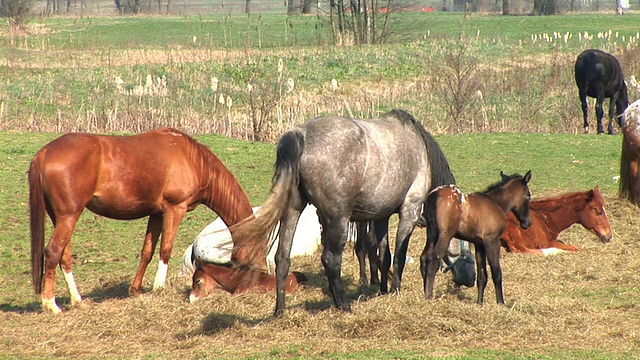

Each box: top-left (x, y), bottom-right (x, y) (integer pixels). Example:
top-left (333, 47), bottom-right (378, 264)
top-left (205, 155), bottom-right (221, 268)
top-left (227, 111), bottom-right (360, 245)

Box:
top-left (575, 49), bottom-right (626, 98)
top-left (37, 128), bottom-right (207, 220)
top-left (298, 115), bottom-right (429, 220)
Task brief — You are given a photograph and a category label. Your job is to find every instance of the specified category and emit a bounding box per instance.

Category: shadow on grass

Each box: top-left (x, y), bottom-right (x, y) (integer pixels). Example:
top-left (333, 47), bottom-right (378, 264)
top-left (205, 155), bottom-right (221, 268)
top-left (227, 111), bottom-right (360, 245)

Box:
top-left (0, 301), bottom-right (42, 313)
top-left (84, 281), bottom-right (131, 302)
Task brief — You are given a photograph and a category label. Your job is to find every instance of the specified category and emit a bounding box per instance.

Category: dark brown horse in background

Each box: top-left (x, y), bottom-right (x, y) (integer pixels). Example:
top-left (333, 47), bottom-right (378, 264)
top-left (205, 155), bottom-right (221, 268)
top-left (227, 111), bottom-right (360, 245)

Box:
top-left (574, 49), bottom-right (629, 134)
top-left (619, 100), bottom-right (640, 206)
top-left (29, 128), bottom-right (266, 314)
top-left (421, 171), bottom-right (532, 305)
top-left (501, 187), bottom-right (612, 255)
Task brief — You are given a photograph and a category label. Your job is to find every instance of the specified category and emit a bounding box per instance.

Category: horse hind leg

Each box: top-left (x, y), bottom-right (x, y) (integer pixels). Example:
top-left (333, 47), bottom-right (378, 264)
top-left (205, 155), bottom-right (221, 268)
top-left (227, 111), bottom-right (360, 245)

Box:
top-left (320, 217), bottom-right (351, 312)
top-left (474, 245), bottom-right (488, 305)
top-left (60, 241), bottom-right (82, 308)
top-left (373, 220), bottom-right (390, 293)
top-left (42, 216), bottom-right (81, 314)
top-left (355, 222), bottom-right (369, 286)
top-left (579, 89), bottom-right (589, 133)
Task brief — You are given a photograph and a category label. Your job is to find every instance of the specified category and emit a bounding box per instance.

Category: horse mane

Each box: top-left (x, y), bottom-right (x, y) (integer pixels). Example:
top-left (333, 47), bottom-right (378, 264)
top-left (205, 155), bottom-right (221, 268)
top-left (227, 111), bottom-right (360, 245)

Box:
top-left (166, 128), bottom-right (255, 250)
top-left (385, 109), bottom-right (456, 189)
top-left (529, 190), bottom-right (596, 212)
top-left (484, 172), bottom-right (523, 193)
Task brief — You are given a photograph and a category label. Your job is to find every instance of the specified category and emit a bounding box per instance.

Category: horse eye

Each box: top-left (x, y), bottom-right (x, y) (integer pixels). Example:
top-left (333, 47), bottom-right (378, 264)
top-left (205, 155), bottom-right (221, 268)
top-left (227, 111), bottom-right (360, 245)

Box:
top-left (195, 278), bottom-right (202, 285)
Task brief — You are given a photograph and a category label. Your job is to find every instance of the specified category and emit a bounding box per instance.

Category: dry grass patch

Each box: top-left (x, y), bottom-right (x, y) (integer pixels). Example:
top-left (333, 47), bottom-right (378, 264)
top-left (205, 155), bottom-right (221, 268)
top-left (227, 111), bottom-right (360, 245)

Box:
top-left (2, 196), bottom-right (639, 359)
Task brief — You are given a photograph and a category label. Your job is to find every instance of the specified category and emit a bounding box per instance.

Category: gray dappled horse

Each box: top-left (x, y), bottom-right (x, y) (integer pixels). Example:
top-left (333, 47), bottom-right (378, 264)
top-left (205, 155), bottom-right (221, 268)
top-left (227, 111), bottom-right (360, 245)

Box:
top-left (235, 109), bottom-right (456, 315)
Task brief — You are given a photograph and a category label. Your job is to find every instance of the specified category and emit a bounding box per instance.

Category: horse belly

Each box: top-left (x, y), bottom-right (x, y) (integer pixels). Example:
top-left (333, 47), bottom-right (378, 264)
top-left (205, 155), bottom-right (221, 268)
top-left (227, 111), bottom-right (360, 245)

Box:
top-left (86, 194), bottom-right (157, 220)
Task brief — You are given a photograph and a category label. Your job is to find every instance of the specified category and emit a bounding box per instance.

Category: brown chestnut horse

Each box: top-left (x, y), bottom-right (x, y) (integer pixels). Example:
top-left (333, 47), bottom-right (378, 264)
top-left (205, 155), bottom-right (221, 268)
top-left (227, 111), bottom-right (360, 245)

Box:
top-left (189, 260), bottom-right (308, 302)
top-left (619, 100), bottom-right (640, 206)
top-left (421, 171), bottom-right (532, 305)
top-left (501, 187), bottom-right (612, 255)
top-left (29, 128), bottom-right (266, 314)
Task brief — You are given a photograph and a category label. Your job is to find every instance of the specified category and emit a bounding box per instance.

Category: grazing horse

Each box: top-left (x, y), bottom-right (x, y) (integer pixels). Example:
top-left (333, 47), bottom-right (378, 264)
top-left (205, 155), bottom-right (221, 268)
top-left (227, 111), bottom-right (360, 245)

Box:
top-left (421, 171), bottom-right (532, 305)
top-left (501, 187), bottom-right (612, 255)
top-left (575, 49), bottom-right (629, 134)
top-left (619, 100), bottom-right (640, 206)
top-left (181, 204), bottom-right (323, 279)
top-left (189, 260), bottom-right (308, 302)
top-left (29, 128), bottom-right (266, 314)
top-left (234, 109), bottom-right (455, 315)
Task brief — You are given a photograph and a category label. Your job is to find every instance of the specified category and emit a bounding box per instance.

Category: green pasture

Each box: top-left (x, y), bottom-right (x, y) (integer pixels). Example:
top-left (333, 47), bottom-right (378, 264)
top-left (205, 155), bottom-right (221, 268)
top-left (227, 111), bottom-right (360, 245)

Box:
top-left (1, 13), bottom-right (640, 137)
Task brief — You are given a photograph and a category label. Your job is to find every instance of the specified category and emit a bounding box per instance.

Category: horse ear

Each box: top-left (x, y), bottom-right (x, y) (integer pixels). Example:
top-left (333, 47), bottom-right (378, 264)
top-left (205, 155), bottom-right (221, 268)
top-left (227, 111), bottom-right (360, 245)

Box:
top-left (594, 185), bottom-right (601, 193)
top-left (523, 170), bottom-right (532, 183)
top-left (500, 170), bottom-right (508, 181)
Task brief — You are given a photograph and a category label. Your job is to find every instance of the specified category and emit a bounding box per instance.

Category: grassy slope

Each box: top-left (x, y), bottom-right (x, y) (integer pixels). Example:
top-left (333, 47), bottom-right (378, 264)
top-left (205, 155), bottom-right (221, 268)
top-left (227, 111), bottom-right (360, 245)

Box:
top-left (1, 131), bottom-right (638, 359)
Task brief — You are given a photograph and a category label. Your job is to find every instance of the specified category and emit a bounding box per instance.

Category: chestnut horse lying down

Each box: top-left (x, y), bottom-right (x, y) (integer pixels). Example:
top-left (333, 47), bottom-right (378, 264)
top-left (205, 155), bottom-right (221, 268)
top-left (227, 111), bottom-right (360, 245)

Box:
top-left (189, 260), bottom-right (308, 302)
top-left (500, 186), bottom-right (612, 255)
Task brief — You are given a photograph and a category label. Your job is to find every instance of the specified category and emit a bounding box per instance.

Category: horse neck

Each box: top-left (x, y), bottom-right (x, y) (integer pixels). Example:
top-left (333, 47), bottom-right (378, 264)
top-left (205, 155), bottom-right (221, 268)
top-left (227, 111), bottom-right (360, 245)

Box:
top-left (197, 148), bottom-right (255, 254)
top-left (484, 188), bottom-right (518, 215)
top-left (198, 155), bottom-right (252, 224)
top-left (529, 193), bottom-right (587, 233)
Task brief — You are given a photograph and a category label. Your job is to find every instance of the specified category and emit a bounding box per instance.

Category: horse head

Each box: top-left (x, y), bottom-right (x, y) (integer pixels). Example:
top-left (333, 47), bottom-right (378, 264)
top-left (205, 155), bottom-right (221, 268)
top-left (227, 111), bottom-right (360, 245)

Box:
top-left (581, 186), bottom-right (613, 243)
top-left (189, 259), bottom-right (224, 303)
top-left (504, 170), bottom-right (533, 230)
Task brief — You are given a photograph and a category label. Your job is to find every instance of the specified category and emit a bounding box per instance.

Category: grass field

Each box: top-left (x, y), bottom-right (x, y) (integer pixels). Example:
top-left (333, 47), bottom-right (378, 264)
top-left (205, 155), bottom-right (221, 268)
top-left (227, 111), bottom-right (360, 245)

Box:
top-left (1, 13), bottom-right (640, 138)
top-left (1, 131), bottom-right (639, 359)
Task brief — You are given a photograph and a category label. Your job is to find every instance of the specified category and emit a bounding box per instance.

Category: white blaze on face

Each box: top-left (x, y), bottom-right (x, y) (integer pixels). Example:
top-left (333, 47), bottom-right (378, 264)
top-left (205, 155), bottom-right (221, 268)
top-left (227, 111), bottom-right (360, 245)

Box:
top-left (63, 270), bottom-right (82, 305)
top-left (189, 293), bottom-right (199, 303)
top-left (153, 261), bottom-right (169, 290)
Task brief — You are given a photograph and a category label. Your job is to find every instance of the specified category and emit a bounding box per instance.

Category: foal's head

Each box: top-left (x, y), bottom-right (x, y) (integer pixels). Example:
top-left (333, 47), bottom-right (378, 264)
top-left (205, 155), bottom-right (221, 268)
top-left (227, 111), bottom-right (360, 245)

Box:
top-left (580, 186), bottom-right (613, 243)
top-left (499, 170), bottom-right (533, 229)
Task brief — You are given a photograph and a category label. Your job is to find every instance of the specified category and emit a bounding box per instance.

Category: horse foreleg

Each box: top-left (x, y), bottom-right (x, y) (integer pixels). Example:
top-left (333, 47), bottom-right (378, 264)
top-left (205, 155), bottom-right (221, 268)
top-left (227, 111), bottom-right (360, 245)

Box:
top-left (320, 218), bottom-right (350, 312)
top-left (130, 215), bottom-right (162, 297)
top-left (60, 242), bottom-right (82, 308)
top-left (485, 240), bottom-right (504, 305)
top-left (153, 206), bottom-right (187, 291)
top-left (391, 217), bottom-right (417, 293)
top-left (608, 97), bottom-right (617, 134)
top-left (42, 216), bottom-right (80, 314)
top-left (475, 245), bottom-right (488, 305)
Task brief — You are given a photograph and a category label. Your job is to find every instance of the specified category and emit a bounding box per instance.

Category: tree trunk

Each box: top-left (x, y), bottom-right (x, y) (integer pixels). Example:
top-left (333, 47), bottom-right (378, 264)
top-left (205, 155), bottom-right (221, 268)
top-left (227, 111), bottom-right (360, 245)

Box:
top-left (287, 0), bottom-right (297, 14)
top-left (502, 0), bottom-right (508, 14)
top-left (245, 0), bottom-right (250, 13)
top-left (533, 0), bottom-right (555, 14)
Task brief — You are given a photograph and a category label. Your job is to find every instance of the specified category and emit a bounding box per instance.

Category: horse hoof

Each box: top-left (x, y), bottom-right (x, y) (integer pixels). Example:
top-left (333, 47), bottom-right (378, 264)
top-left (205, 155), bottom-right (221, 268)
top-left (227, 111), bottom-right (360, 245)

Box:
top-left (41, 298), bottom-right (62, 315)
top-left (129, 287), bottom-right (142, 297)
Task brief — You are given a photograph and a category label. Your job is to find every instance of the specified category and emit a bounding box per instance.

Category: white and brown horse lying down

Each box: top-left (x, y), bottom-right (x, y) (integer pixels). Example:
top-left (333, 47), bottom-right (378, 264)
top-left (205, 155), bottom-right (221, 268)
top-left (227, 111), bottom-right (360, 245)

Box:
top-left (500, 186), bottom-right (612, 255)
top-left (183, 205), bottom-right (322, 302)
